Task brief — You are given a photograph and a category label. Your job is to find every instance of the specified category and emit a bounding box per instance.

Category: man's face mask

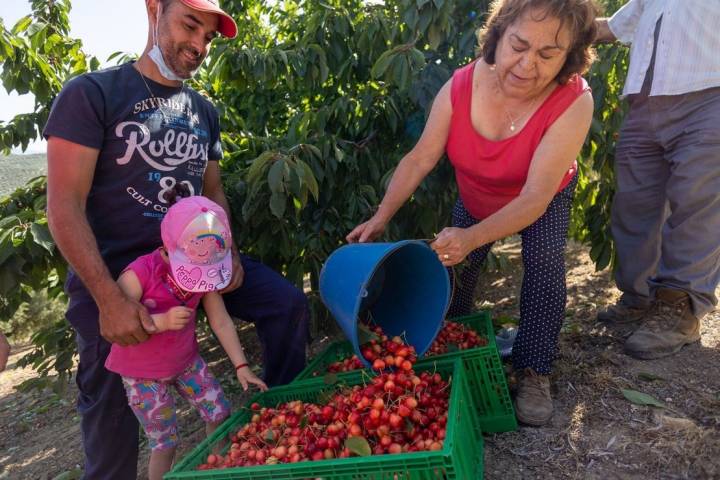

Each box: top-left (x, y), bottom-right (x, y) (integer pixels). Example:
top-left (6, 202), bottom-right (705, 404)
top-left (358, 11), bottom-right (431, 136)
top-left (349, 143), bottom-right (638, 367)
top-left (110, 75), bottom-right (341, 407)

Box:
top-left (148, 3), bottom-right (202, 81)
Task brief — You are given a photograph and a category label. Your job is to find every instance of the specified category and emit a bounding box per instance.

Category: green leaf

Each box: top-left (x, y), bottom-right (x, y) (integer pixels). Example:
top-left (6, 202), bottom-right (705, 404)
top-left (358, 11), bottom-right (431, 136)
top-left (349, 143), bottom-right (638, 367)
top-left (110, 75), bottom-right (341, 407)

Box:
top-left (333, 143), bottom-right (344, 163)
top-left (371, 50), bottom-right (395, 79)
top-left (0, 215), bottom-right (20, 230)
top-left (404, 417), bottom-right (415, 433)
top-left (264, 429), bottom-right (275, 442)
top-left (345, 436), bottom-right (371, 457)
top-left (323, 372), bottom-right (339, 385)
top-left (52, 468), bottom-right (83, 480)
top-left (267, 158), bottom-right (286, 193)
top-left (621, 389), bottom-right (666, 408)
top-left (308, 44), bottom-right (329, 83)
top-left (317, 389), bottom-right (336, 406)
top-left (297, 160), bottom-right (319, 201)
top-left (637, 372), bottom-right (666, 382)
top-left (30, 222), bottom-right (54, 253)
top-left (0, 231), bottom-right (12, 266)
top-left (269, 192), bottom-right (286, 218)
top-left (427, 23), bottom-right (443, 50)
top-left (247, 151), bottom-right (276, 184)
top-left (357, 323), bottom-right (379, 344)
top-left (596, 243), bottom-right (612, 271)
top-left (410, 48), bottom-right (426, 68)
top-left (305, 144), bottom-right (322, 160)
top-left (288, 167), bottom-right (304, 205)
top-left (299, 415), bottom-right (308, 429)
top-left (12, 15), bottom-right (32, 34)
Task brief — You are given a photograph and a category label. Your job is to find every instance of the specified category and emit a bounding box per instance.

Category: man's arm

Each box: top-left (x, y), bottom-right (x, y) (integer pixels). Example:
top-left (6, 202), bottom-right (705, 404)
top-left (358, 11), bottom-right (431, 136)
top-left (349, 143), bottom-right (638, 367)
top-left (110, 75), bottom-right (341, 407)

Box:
top-left (596, 0), bottom-right (644, 46)
top-left (47, 136), bottom-right (155, 345)
top-left (595, 18), bottom-right (618, 43)
top-left (202, 161), bottom-right (244, 292)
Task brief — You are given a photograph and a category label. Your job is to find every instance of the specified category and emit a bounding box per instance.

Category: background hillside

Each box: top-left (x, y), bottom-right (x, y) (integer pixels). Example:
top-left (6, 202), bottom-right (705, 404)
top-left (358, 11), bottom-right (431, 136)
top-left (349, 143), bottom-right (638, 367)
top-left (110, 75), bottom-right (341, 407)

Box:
top-left (0, 154), bottom-right (46, 197)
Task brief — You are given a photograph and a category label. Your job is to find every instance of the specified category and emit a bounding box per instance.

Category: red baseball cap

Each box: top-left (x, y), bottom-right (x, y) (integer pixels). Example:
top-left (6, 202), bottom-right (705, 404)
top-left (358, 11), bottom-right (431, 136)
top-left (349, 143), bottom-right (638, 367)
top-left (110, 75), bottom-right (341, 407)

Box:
top-left (178, 0), bottom-right (238, 39)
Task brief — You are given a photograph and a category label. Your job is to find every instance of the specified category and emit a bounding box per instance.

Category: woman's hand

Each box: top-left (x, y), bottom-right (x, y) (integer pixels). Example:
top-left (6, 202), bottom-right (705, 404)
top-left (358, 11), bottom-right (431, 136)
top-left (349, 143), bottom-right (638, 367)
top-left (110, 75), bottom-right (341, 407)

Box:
top-left (236, 366), bottom-right (269, 392)
top-left (430, 227), bottom-right (476, 266)
top-left (346, 215), bottom-right (388, 243)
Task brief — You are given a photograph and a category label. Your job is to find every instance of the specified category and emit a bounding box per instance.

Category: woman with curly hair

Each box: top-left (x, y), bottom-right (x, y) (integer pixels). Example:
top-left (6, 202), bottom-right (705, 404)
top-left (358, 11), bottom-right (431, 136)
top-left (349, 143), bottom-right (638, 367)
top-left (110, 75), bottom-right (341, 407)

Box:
top-left (348, 0), bottom-right (599, 426)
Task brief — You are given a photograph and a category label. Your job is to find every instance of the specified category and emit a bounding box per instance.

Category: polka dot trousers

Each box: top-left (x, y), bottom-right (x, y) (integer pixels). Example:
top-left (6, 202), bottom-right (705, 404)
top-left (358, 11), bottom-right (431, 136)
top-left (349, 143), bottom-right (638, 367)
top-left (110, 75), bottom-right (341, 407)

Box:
top-left (447, 176), bottom-right (577, 375)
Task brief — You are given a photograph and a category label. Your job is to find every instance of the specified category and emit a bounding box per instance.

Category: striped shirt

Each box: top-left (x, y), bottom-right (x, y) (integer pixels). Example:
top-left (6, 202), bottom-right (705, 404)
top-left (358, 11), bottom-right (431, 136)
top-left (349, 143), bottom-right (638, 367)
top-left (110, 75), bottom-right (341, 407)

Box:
top-left (608, 0), bottom-right (720, 97)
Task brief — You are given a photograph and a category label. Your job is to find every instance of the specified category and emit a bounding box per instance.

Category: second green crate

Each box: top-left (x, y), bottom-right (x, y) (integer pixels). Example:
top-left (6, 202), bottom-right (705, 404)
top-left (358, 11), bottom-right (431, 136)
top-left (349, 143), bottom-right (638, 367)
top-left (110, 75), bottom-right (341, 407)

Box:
top-left (296, 311), bottom-right (517, 433)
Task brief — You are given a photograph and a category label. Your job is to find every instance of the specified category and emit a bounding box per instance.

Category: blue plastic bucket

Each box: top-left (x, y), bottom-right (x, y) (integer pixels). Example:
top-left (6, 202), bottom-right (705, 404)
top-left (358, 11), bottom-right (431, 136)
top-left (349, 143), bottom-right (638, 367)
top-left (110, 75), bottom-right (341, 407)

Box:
top-left (319, 240), bottom-right (450, 368)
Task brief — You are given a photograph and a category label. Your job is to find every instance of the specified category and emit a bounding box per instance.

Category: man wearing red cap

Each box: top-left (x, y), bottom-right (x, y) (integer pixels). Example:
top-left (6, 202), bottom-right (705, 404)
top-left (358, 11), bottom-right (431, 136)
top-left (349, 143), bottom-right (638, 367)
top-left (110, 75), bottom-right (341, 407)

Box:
top-left (43, 1), bottom-right (308, 478)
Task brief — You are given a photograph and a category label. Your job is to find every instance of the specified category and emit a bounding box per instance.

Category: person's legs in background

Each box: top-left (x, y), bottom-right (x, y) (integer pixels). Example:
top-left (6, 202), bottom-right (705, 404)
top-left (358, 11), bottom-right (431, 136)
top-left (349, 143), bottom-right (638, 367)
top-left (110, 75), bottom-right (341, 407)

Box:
top-left (222, 256), bottom-right (309, 386)
top-left (625, 87), bottom-right (720, 359)
top-left (599, 94), bottom-right (667, 326)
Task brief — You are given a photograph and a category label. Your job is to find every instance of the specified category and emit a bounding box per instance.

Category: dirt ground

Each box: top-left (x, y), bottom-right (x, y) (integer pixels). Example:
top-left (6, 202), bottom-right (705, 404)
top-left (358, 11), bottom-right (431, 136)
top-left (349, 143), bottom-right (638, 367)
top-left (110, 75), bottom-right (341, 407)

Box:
top-left (1, 239), bottom-right (718, 479)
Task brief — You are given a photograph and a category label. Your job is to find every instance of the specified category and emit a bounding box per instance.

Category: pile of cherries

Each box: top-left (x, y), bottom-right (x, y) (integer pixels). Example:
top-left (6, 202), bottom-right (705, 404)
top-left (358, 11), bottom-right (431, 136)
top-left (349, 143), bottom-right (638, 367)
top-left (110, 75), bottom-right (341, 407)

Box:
top-left (424, 321), bottom-right (488, 356)
top-left (319, 322), bottom-right (486, 376)
top-left (196, 334), bottom-right (450, 470)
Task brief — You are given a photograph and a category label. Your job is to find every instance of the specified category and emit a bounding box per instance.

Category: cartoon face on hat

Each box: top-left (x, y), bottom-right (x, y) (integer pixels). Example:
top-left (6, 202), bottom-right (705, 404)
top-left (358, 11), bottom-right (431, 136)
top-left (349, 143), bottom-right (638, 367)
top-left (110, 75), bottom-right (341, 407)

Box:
top-left (161, 196), bottom-right (233, 292)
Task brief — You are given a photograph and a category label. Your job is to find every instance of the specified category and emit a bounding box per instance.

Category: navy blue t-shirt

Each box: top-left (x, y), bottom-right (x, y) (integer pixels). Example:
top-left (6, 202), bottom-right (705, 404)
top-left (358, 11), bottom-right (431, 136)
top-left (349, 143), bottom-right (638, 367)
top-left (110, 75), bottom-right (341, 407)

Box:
top-left (43, 62), bottom-right (223, 293)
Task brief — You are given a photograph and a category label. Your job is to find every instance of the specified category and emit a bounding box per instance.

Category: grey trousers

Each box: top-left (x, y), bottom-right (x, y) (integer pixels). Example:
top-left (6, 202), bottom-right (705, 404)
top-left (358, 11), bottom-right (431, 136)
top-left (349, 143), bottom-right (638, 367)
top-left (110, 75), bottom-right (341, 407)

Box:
top-left (611, 86), bottom-right (720, 317)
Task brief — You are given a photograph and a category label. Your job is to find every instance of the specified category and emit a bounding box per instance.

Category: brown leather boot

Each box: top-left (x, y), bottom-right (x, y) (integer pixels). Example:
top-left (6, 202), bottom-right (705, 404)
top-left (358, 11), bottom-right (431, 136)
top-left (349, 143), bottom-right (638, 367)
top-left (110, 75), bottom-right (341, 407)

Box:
top-left (514, 369), bottom-right (553, 426)
top-left (624, 288), bottom-right (701, 360)
top-left (597, 302), bottom-right (650, 325)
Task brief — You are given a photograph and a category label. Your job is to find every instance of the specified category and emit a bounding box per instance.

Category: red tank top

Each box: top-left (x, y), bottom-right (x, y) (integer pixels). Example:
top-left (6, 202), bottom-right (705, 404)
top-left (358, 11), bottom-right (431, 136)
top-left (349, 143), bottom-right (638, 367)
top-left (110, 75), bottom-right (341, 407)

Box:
top-left (446, 61), bottom-right (589, 220)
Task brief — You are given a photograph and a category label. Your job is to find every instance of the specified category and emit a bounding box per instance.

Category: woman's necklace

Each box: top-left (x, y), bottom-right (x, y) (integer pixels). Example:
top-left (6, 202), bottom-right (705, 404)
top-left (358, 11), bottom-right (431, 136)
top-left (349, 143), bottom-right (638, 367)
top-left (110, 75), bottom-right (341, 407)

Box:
top-left (490, 65), bottom-right (541, 133)
top-left (504, 95), bottom-right (539, 132)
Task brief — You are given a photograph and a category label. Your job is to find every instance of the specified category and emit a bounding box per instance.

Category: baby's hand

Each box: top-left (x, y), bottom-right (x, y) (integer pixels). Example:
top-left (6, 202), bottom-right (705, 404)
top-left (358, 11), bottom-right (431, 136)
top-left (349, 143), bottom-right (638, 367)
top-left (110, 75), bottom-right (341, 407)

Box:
top-left (161, 306), bottom-right (193, 331)
top-left (236, 366), bottom-right (268, 392)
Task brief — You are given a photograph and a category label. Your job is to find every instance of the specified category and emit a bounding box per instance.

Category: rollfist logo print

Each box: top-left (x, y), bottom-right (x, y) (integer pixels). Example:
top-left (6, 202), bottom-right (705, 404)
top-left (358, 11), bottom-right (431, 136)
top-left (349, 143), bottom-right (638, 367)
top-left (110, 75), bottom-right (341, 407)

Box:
top-left (116, 93), bottom-right (213, 218)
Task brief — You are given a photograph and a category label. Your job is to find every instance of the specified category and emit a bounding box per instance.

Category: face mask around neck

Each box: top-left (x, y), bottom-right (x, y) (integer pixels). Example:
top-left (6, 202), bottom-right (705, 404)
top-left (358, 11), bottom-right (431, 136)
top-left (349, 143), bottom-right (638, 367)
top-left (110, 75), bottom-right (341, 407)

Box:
top-left (148, 5), bottom-right (198, 82)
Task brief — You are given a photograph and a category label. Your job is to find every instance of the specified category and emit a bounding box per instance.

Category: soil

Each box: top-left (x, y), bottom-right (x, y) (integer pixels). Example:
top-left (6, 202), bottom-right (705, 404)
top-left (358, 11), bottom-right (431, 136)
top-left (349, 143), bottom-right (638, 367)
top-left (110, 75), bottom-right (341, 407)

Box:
top-left (1, 239), bottom-right (718, 479)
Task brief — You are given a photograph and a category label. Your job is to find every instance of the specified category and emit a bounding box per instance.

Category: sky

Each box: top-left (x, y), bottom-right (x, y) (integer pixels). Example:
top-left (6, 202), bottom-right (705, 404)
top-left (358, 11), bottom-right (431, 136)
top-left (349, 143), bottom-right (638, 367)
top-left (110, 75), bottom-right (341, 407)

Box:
top-left (0, 1), bottom-right (149, 153)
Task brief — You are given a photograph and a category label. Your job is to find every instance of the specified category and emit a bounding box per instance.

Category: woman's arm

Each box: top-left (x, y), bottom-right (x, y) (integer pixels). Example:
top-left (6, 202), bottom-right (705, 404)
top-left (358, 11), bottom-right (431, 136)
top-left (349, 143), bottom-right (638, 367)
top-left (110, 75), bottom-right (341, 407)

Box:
top-left (202, 292), bottom-right (267, 391)
top-left (346, 78), bottom-right (454, 243)
top-left (431, 91), bottom-right (594, 265)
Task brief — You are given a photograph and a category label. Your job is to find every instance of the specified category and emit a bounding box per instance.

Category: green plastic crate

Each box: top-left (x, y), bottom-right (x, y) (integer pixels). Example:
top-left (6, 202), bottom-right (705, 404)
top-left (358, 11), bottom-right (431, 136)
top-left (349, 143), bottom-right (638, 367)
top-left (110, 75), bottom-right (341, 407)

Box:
top-left (295, 311), bottom-right (516, 433)
top-left (166, 358), bottom-right (482, 480)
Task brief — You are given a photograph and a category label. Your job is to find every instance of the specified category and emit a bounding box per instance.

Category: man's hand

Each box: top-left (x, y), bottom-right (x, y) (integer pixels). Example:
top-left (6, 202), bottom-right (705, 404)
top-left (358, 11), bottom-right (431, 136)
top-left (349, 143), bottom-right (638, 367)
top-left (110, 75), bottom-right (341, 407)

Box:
top-left (154, 306), bottom-right (193, 332)
top-left (595, 18), bottom-right (618, 44)
top-left (219, 245), bottom-right (244, 294)
top-left (97, 295), bottom-right (157, 346)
